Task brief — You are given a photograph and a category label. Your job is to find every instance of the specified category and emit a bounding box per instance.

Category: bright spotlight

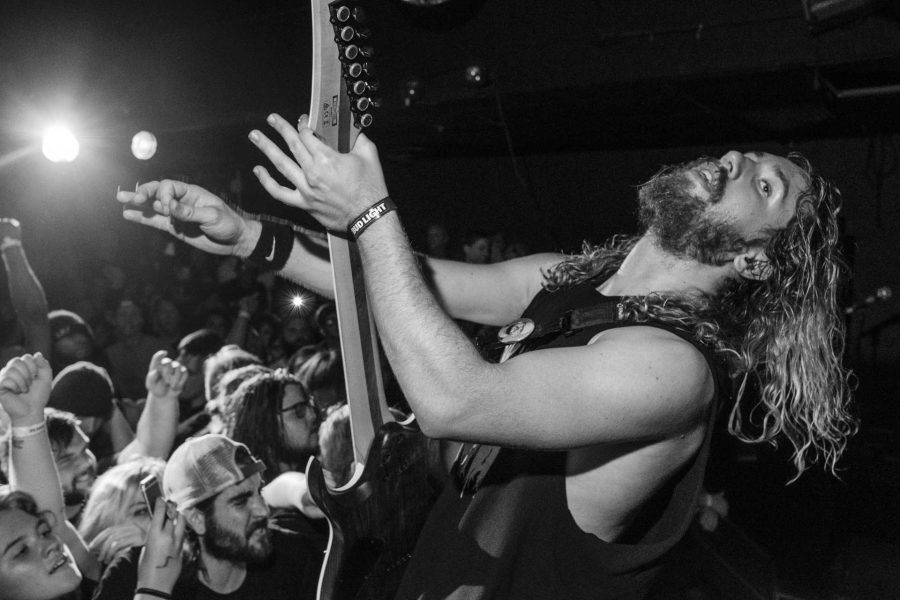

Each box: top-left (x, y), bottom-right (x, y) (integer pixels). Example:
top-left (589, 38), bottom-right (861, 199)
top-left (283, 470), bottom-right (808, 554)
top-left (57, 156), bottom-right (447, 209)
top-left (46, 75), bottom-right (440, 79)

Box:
top-left (42, 125), bottom-right (79, 163)
top-left (131, 130), bottom-right (158, 160)
top-left (291, 295), bottom-right (305, 309)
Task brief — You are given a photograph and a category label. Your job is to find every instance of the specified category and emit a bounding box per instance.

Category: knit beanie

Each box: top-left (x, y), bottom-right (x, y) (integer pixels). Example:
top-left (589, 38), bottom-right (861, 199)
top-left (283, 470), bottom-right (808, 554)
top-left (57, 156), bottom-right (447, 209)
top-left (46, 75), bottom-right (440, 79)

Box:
top-left (49, 361), bottom-right (115, 418)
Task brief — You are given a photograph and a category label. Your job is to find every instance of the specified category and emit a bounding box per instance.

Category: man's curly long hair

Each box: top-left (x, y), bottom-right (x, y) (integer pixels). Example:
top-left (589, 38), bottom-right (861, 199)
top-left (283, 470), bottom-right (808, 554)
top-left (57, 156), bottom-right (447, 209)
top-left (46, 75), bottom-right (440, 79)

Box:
top-left (543, 153), bottom-right (857, 477)
top-left (221, 369), bottom-right (312, 475)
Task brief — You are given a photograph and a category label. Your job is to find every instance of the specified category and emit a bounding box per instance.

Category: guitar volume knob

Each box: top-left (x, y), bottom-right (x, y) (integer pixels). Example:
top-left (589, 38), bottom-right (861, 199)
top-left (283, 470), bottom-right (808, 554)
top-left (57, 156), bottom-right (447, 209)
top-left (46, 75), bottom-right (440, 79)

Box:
top-left (358, 113), bottom-right (373, 128)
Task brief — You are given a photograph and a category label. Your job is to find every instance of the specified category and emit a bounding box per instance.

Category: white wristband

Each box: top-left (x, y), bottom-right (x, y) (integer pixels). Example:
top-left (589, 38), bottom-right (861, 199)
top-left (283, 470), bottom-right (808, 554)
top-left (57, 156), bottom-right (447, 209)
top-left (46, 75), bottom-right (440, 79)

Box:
top-left (1, 237), bottom-right (23, 252)
top-left (10, 422), bottom-right (47, 439)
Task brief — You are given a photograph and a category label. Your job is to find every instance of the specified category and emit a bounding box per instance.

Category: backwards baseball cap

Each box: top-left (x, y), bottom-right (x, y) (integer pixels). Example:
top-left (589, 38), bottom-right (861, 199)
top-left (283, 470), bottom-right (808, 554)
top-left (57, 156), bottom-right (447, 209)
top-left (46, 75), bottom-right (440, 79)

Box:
top-left (163, 434), bottom-right (265, 511)
top-left (48, 309), bottom-right (94, 344)
top-left (49, 361), bottom-right (114, 418)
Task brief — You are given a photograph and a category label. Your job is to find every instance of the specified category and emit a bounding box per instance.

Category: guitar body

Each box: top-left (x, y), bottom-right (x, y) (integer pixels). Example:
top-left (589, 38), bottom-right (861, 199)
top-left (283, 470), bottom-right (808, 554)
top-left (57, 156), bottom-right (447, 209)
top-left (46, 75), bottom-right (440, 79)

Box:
top-left (307, 421), bottom-right (437, 600)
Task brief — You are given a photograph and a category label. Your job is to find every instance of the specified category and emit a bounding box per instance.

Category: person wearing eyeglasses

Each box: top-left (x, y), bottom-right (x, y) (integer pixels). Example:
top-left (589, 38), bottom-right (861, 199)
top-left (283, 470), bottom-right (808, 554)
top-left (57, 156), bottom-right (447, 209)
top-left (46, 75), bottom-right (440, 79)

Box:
top-left (216, 370), bottom-right (330, 534)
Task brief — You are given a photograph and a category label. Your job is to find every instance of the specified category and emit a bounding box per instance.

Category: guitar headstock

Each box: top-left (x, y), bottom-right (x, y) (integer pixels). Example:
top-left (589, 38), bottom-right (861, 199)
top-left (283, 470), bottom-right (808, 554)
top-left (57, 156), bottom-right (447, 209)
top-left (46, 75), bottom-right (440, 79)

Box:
top-left (309, 0), bottom-right (379, 153)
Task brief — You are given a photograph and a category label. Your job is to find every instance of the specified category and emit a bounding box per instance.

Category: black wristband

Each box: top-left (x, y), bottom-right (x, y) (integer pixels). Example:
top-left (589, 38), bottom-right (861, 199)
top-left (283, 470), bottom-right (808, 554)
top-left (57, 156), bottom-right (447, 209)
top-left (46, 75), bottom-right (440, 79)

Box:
top-left (135, 588), bottom-right (173, 600)
top-left (349, 196), bottom-right (397, 239)
top-left (245, 220), bottom-right (294, 272)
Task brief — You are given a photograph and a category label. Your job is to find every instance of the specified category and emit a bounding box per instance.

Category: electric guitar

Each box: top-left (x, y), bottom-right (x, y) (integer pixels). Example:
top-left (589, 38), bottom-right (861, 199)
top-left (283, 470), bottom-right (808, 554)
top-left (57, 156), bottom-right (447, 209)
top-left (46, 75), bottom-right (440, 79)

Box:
top-left (303, 2), bottom-right (437, 598)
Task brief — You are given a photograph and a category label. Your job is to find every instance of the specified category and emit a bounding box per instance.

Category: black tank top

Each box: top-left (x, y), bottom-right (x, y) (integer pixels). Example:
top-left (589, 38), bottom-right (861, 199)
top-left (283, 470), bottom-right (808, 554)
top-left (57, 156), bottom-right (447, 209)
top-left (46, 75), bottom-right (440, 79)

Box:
top-left (395, 275), bottom-right (731, 600)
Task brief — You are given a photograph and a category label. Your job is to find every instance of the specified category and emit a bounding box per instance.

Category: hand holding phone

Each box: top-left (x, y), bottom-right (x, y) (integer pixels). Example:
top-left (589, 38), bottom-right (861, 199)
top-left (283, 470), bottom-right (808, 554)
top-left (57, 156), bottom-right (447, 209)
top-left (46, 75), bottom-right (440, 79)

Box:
top-left (140, 474), bottom-right (164, 518)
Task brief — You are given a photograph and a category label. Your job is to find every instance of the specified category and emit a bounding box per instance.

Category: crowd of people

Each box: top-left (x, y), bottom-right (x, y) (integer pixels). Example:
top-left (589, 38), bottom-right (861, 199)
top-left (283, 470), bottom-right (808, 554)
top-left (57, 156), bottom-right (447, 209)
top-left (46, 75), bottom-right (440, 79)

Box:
top-left (0, 109), bottom-right (856, 600)
top-left (0, 203), bottom-right (530, 600)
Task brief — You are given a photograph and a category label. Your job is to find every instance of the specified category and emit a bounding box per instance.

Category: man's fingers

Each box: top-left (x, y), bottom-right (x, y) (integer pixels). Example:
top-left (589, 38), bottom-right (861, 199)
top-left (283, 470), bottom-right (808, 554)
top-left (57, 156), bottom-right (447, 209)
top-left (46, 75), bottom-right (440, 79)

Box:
top-left (252, 166), bottom-right (307, 208)
top-left (249, 128), bottom-right (308, 188)
top-left (19, 353), bottom-right (38, 377)
top-left (170, 200), bottom-right (219, 226)
top-left (151, 497), bottom-right (168, 530)
top-left (33, 353), bottom-right (52, 382)
top-left (266, 113), bottom-right (313, 166)
top-left (0, 367), bottom-right (28, 394)
top-left (116, 181), bottom-right (160, 206)
top-left (149, 350), bottom-right (168, 373)
top-left (172, 512), bottom-right (187, 546)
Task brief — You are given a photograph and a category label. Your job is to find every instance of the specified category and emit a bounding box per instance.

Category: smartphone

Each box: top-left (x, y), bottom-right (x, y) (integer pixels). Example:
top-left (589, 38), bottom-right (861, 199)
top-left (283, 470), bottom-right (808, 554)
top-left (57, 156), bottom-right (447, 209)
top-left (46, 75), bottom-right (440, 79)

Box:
top-left (140, 473), bottom-right (164, 517)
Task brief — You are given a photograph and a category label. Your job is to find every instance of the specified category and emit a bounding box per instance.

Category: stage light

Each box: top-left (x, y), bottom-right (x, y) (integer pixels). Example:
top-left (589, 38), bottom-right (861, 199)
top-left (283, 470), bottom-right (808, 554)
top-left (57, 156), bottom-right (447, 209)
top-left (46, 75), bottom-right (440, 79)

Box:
top-left (42, 124), bottom-right (79, 163)
top-left (131, 130), bottom-right (158, 160)
top-left (465, 64), bottom-right (490, 88)
top-left (291, 295), bottom-right (305, 309)
top-left (402, 78), bottom-right (423, 108)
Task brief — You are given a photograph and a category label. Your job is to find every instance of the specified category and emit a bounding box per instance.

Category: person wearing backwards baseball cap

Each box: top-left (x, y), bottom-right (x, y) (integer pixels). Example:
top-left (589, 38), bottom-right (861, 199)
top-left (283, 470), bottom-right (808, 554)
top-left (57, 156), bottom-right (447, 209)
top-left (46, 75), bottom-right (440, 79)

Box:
top-left (93, 434), bottom-right (324, 600)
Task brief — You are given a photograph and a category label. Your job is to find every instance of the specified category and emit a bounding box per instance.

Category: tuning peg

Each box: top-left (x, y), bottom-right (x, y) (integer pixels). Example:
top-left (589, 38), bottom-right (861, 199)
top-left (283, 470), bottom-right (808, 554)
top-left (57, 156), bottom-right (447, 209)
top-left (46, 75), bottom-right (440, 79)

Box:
top-left (350, 79), bottom-right (368, 95)
top-left (339, 26), bottom-right (356, 43)
top-left (345, 61), bottom-right (375, 79)
top-left (334, 5), bottom-right (352, 22)
top-left (343, 45), bottom-right (360, 61)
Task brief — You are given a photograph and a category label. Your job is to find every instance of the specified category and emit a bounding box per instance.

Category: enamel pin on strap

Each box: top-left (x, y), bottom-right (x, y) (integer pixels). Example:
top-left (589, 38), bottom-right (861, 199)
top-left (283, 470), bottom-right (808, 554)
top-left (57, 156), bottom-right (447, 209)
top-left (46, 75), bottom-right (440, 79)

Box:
top-left (496, 300), bottom-right (625, 346)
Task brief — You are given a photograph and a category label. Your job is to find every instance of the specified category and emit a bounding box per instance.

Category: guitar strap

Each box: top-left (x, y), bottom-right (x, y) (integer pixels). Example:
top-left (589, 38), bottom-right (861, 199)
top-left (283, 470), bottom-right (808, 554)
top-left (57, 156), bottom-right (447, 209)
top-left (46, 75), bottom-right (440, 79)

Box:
top-left (453, 296), bottom-right (626, 496)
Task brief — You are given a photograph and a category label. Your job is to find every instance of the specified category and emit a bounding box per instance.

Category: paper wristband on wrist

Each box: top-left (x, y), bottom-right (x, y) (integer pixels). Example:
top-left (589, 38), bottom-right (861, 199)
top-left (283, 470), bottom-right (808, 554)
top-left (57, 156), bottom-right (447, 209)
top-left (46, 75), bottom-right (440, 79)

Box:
top-left (349, 196), bottom-right (397, 239)
top-left (135, 588), bottom-right (173, 600)
top-left (244, 220), bottom-right (294, 272)
top-left (10, 422), bottom-right (46, 439)
top-left (1, 237), bottom-right (23, 252)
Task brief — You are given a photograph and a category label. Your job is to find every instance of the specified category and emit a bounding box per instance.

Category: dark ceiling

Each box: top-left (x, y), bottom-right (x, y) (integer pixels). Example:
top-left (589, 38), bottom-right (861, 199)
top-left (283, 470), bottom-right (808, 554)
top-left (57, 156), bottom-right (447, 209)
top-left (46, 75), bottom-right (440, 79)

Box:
top-left (1, 0), bottom-right (900, 169)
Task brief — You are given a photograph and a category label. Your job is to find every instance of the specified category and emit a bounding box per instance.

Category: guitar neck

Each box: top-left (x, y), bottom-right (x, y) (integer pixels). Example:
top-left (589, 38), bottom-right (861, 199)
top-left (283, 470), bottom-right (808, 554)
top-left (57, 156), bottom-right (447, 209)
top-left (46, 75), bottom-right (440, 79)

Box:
top-left (309, 0), bottom-right (391, 467)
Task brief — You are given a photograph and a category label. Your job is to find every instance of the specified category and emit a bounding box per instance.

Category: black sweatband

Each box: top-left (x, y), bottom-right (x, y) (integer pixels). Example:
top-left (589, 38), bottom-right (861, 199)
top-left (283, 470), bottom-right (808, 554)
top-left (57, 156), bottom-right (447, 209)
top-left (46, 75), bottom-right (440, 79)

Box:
top-left (349, 196), bottom-right (397, 239)
top-left (135, 588), bottom-right (173, 600)
top-left (245, 220), bottom-right (294, 272)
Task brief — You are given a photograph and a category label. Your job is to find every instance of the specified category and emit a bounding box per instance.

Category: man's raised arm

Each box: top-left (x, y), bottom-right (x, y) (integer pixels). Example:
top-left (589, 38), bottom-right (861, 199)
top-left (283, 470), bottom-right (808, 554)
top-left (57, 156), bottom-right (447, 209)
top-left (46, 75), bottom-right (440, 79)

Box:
top-left (117, 171), bottom-right (557, 328)
top-left (116, 181), bottom-right (335, 298)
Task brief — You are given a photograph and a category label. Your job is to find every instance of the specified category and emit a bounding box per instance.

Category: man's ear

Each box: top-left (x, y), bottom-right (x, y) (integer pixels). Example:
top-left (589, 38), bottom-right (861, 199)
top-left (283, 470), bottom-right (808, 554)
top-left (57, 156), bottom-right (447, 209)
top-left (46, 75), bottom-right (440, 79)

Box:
top-left (183, 506), bottom-right (206, 535)
top-left (733, 247), bottom-right (773, 281)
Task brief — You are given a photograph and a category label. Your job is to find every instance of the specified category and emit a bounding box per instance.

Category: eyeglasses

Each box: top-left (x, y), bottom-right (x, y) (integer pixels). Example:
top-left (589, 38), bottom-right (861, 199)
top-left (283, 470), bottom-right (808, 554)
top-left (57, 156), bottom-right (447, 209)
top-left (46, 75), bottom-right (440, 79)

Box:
top-left (279, 385), bottom-right (321, 421)
top-left (280, 399), bottom-right (318, 420)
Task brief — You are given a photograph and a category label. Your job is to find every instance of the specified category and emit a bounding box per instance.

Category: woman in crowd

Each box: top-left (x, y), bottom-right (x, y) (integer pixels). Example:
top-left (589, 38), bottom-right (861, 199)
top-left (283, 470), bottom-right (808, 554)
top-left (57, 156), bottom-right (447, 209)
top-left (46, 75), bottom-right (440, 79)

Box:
top-left (0, 353), bottom-right (100, 599)
top-left (0, 490), bottom-right (84, 600)
top-left (78, 457), bottom-right (166, 567)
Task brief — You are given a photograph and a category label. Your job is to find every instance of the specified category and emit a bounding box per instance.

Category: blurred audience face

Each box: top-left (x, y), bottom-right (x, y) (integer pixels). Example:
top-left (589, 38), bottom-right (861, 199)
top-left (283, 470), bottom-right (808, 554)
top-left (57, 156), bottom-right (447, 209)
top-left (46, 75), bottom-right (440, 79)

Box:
top-left (152, 298), bottom-right (181, 337)
top-left (490, 232), bottom-right (506, 263)
top-left (279, 384), bottom-right (319, 456)
top-left (504, 242), bottom-right (528, 260)
top-left (114, 301), bottom-right (144, 340)
top-left (204, 312), bottom-right (229, 341)
top-left (52, 334), bottom-right (92, 365)
top-left (202, 473), bottom-right (272, 563)
top-left (78, 459), bottom-right (164, 549)
top-left (281, 315), bottom-right (315, 348)
top-left (50, 427), bottom-right (97, 514)
top-left (426, 223), bottom-right (450, 257)
top-left (462, 236), bottom-right (491, 264)
top-left (0, 507), bottom-right (81, 600)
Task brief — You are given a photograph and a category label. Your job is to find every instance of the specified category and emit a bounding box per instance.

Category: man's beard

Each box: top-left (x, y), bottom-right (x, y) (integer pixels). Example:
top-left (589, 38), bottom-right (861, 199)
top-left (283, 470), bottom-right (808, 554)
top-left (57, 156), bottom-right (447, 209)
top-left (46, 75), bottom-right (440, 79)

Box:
top-left (638, 158), bottom-right (750, 265)
top-left (204, 514), bottom-right (273, 564)
top-left (63, 468), bottom-right (96, 509)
